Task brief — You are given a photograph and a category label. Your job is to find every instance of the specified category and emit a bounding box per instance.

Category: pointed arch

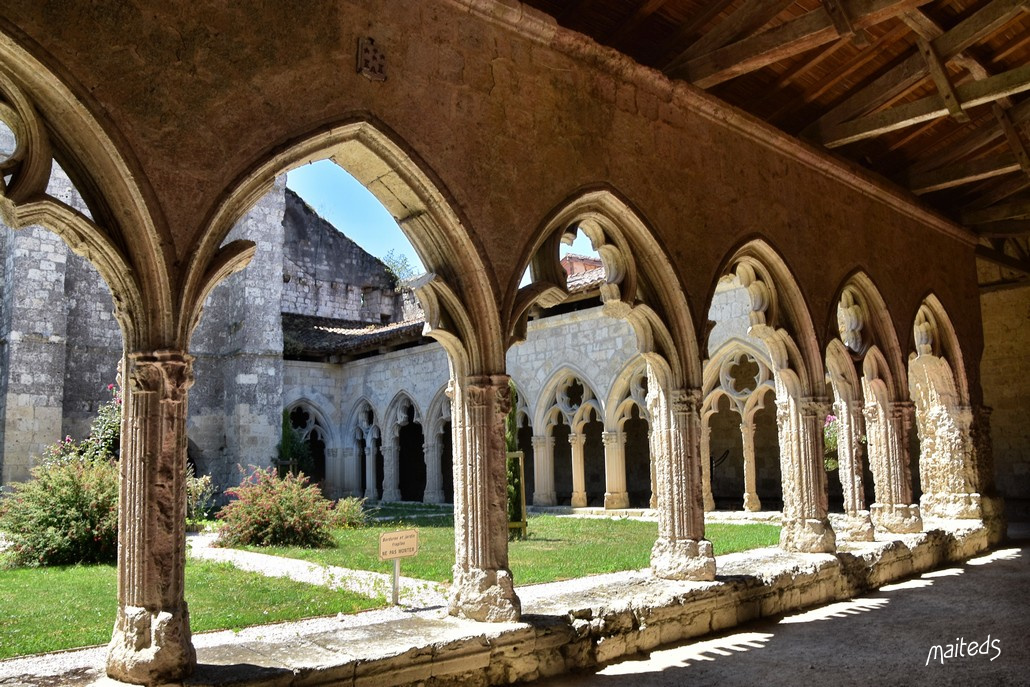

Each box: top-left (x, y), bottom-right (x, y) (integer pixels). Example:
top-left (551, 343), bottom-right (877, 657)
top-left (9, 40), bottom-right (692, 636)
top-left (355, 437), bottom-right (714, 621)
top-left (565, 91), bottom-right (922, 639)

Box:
top-left (533, 365), bottom-right (604, 431)
top-left (830, 272), bottom-right (907, 401)
top-left (194, 118), bottom-right (503, 376)
top-left (521, 188), bottom-right (702, 391)
top-left (706, 239), bottom-right (823, 394)
top-left (910, 294), bottom-right (969, 406)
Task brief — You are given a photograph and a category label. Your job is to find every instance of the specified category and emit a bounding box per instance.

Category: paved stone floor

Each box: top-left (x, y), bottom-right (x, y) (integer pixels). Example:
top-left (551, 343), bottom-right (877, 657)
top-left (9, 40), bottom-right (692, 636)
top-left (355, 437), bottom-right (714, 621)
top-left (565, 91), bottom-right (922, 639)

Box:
top-left (537, 524), bottom-right (1030, 687)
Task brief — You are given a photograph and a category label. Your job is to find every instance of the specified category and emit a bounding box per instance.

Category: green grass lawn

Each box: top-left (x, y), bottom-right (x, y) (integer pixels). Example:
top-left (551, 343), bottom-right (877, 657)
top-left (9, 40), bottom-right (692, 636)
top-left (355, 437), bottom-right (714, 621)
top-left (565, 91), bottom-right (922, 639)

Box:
top-left (244, 515), bottom-right (781, 585)
top-left (0, 558), bottom-right (385, 660)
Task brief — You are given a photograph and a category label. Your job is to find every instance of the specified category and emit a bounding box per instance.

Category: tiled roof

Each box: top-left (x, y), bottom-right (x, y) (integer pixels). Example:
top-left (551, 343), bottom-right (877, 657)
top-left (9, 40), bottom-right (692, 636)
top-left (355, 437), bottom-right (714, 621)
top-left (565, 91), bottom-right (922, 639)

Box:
top-left (282, 313), bottom-right (426, 358)
top-left (283, 264), bottom-right (607, 357)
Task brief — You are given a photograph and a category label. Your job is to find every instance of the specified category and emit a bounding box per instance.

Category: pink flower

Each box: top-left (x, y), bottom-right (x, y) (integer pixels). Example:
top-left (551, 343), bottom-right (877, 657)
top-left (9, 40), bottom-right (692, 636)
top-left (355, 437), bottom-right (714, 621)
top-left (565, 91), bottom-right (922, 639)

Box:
top-left (824, 414), bottom-right (837, 426)
top-left (107, 384), bottom-right (114, 391)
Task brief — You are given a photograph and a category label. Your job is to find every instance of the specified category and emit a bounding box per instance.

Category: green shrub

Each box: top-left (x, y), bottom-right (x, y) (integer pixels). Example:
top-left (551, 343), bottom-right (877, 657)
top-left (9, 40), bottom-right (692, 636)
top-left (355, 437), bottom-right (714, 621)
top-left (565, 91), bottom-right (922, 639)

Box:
top-left (0, 385), bottom-right (123, 567)
top-left (216, 467), bottom-right (335, 548)
top-left (0, 456), bottom-right (119, 567)
top-left (332, 496), bottom-right (371, 529)
top-left (186, 464), bottom-right (217, 532)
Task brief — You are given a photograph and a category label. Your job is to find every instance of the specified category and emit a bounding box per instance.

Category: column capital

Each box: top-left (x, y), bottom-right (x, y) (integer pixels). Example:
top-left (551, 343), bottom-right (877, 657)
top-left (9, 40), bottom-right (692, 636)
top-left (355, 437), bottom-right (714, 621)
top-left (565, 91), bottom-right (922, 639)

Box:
top-left (800, 397), bottom-right (832, 419)
top-left (601, 430), bottom-right (621, 446)
top-left (568, 432), bottom-right (586, 448)
top-left (128, 350), bottom-right (194, 400)
top-left (669, 387), bottom-right (703, 415)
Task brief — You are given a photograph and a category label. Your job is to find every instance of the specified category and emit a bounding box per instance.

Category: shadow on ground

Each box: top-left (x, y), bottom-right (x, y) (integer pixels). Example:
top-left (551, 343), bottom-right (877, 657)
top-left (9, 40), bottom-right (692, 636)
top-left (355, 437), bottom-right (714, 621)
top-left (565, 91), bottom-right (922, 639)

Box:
top-left (538, 532), bottom-right (1030, 687)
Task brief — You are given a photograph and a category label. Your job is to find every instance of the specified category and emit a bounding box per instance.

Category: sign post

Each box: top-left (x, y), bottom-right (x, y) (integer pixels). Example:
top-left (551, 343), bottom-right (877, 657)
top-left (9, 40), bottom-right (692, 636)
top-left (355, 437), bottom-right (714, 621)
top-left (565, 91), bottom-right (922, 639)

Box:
top-left (378, 529), bottom-right (419, 605)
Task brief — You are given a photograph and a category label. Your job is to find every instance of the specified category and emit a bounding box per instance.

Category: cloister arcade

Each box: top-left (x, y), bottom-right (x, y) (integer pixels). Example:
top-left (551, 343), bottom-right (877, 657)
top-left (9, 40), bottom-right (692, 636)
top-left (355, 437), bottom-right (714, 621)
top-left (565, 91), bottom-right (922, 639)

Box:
top-left (0, 3), bottom-right (1004, 682)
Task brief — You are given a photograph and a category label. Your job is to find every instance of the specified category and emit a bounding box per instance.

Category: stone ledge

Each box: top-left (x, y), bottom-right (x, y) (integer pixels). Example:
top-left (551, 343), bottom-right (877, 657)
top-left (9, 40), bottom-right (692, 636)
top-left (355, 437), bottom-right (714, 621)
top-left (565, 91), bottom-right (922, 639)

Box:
top-left (23, 522), bottom-right (992, 687)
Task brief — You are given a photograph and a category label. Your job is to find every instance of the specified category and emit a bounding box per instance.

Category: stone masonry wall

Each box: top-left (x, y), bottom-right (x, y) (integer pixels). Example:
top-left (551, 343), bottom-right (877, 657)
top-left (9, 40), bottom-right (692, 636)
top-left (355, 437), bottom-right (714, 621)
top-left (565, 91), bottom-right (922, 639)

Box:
top-left (189, 179), bottom-right (286, 491)
top-left (282, 188), bottom-right (403, 324)
top-left (980, 287), bottom-right (1030, 521)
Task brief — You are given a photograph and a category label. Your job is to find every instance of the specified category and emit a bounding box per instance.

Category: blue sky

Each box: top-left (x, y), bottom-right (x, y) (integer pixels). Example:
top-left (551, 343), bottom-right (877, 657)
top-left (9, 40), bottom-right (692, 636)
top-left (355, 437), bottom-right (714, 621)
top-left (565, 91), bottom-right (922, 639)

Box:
top-left (286, 160), bottom-right (594, 276)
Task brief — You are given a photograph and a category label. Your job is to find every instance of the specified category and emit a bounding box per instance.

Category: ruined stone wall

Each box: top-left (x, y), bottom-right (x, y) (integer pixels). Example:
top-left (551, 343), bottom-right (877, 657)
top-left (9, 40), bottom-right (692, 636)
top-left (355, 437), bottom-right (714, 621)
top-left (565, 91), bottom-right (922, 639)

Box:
top-left (281, 189), bottom-right (403, 324)
top-left (189, 180), bottom-right (286, 491)
top-left (980, 288), bottom-right (1030, 521)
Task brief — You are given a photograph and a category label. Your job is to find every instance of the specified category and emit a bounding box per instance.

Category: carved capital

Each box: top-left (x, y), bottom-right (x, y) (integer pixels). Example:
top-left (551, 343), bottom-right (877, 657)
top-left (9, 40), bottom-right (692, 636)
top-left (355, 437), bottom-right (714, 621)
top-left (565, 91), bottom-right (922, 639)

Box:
top-left (601, 431), bottom-right (621, 446)
top-left (128, 351), bottom-right (194, 401)
top-left (669, 388), bottom-right (702, 416)
top-left (465, 374), bottom-right (511, 416)
top-left (800, 397), bottom-right (831, 419)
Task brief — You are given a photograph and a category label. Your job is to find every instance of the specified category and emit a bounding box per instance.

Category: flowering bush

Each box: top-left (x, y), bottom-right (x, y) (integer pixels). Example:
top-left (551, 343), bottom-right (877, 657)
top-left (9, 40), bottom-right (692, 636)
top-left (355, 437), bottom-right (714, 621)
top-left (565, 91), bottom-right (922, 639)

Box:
top-left (186, 464), bottom-right (217, 532)
top-left (332, 496), bottom-right (370, 529)
top-left (215, 466), bottom-right (336, 548)
top-left (0, 385), bottom-right (124, 566)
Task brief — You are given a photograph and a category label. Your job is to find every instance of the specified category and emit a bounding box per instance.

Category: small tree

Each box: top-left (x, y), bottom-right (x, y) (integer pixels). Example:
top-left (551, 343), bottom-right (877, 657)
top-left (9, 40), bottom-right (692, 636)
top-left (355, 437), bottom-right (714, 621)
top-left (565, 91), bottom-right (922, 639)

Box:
top-left (276, 410), bottom-right (312, 478)
top-left (505, 382), bottom-right (527, 541)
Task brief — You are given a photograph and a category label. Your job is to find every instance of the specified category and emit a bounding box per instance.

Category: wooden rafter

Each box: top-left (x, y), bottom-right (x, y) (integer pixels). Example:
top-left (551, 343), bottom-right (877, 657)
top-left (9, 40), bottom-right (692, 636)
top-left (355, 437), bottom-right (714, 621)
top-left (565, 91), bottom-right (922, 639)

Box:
top-left (909, 99), bottom-right (1030, 175)
top-left (816, 61), bottom-right (1030, 147)
top-left (907, 152), bottom-right (1022, 193)
top-left (665, 0), bottom-right (797, 71)
top-left (977, 219), bottom-right (1030, 237)
top-left (994, 103), bottom-right (1030, 174)
top-left (657, 0), bottom-right (736, 65)
top-left (975, 244), bottom-right (1030, 273)
top-left (669, 0), bottom-right (933, 88)
top-left (605, 0), bottom-right (671, 46)
top-left (804, 0), bottom-right (1026, 134)
top-left (964, 198), bottom-right (1030, 224)
top-left (916, 37), bottom-right (969, 121)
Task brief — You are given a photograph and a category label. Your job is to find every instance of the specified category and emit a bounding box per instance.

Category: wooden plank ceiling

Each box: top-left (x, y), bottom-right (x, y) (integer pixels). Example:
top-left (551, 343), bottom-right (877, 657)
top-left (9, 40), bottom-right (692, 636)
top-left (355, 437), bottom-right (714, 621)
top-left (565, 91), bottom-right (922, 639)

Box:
top-left (520, 0), bottom-right (1030, 290)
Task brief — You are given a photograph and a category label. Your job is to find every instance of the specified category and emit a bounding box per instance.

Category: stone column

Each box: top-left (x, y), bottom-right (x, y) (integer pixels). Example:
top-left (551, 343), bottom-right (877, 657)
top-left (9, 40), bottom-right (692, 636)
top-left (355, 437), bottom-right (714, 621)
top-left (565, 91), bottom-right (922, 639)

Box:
top-left (531, 434), bottom-right (556, 506)
top-left (648, 382), bottom-right (716, 580)
top-left (569, 432), bottom-right (587, 508)
top-left (107, 351), bottom-right (196, 684)
top-left (776, 396), bottom-right (835, 553)
top-left (340, 446), bottom-right (358, 498)
top-left (700, 421), bottom-right (715, 512)
top-left (423, 436), bottom-right (444, 503)
top-left (874, 401), bottom-right (922, 533)
top-left (449, 375), bottom-right (520, 622)
top-left (602, 430), bottom-right (629, 509)
top-left (363, 432), bottom-right (378, 502)
top-left (741, 421), bottom-right (762, 512)
top-left (833, 402), bottom-right (874, 541)
top-left (381, 438), bottom-right (401, 502)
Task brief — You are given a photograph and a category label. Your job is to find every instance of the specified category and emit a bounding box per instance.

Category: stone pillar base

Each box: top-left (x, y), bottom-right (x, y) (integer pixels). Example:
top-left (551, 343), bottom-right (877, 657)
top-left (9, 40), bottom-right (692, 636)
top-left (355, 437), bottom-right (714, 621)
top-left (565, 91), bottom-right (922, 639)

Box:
top-left (832, 511), bottom-right (875, 542)
top-left (449, 567), bottom-right (521, 622)
top-left (871, 503), bottom-right (923, 534)
top-left (423, 489), bottom-right (445, 504)
top-left (779, 517), bottom-right (836, 553)
top-left (533, 491), bottom-right (556, 506)
top-left (381, 488), bottom-right (401, 502)
top-left (979, 495), bottom-right (1007, 546)
top-left (650, 537), bottom-right (716, 581)
top-left (604, 491), bottom-right (629, 509)
top-left (920, 492), bottom-right (985, 520)
top-left (571, 491), bottom-right (587, 508)
top-left (106, 604), bottom-right (195, 685)
top-left (743, 493), bottom-right (762, 512)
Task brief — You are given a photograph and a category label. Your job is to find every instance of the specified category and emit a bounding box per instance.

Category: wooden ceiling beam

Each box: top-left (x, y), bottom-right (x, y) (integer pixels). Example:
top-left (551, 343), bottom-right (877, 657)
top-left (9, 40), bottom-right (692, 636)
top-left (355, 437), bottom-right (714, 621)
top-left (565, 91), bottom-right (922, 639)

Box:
top-left (964, 198), bottom-right (1030, 224)
top-left (908, 99), bottom-right (1030, 175)
top-left (994, 103), bottom-right (1030, 174)
top-left (817, 61), bottom-right (1030, 147)
top-left (605, 0), bottom-right (671, 46)
top-left (666, 0), bottom-right (797, 71)
top-left (975, 244), bottom-right (1030, 274)
top-left (916, 37), bottom-right (969, 121)
top-left (976, 219), bottom-right (1030, 238)
top-left (657, 0), bottom-right (736, 66)
top-left (671, 0), bottom-right (933, 88)
top-left (805, 0), bottom-right (1026, 134)
top-left (907, 152), bottom-right (1021, 193)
